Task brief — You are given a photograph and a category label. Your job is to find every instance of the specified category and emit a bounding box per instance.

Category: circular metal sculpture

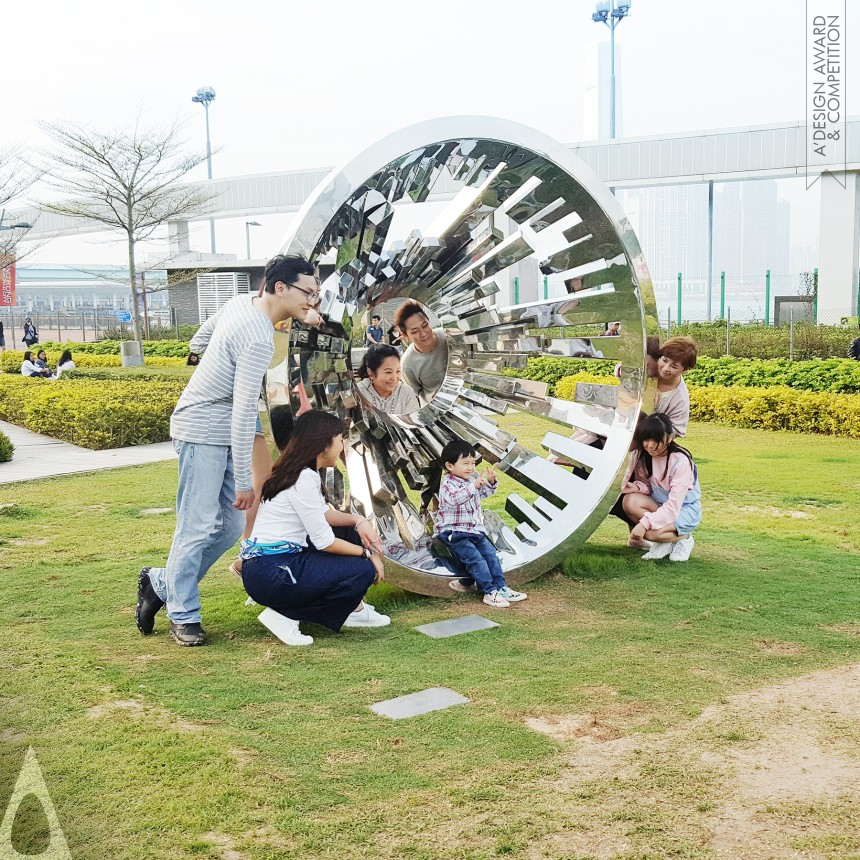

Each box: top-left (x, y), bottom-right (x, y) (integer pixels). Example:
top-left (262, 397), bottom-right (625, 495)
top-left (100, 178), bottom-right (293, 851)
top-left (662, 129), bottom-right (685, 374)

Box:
top-left (263, 116), bottom-right (657, 596)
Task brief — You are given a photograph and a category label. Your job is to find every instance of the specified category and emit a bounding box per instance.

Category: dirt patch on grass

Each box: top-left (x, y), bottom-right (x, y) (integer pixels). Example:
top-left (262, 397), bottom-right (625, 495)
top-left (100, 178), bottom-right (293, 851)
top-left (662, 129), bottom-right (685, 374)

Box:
top-left (752, 639), bottom-right (809, 657)
top-left (823, 622), bottom-right (860, 638)
top-left (86, 698), bottom-right (216, 733)
top-left (201, 831), bottom-right (245, 860)
top-left (735, 504), bottom-right (813, 519)
top-left (524, 663), bottom-right (860, 859)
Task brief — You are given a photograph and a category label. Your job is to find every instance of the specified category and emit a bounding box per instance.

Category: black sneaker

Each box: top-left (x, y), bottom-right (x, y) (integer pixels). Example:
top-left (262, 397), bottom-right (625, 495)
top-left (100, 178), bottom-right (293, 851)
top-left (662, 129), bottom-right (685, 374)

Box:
top-left (135, 567), bottom-right (164, 635)
top-left (169, 621), bottom-right (208, 647)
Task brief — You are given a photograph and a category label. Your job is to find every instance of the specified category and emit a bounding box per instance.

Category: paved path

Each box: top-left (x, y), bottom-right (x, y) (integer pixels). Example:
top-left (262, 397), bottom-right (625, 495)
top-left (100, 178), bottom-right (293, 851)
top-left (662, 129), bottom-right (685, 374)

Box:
top-left (0, 420), bottom-right (177, 485)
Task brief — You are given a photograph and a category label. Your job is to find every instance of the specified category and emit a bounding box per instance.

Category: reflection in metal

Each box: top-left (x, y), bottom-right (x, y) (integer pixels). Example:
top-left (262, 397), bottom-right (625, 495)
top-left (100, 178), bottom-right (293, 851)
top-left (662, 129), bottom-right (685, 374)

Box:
top-left (264, 117), bottom-right (658, 596)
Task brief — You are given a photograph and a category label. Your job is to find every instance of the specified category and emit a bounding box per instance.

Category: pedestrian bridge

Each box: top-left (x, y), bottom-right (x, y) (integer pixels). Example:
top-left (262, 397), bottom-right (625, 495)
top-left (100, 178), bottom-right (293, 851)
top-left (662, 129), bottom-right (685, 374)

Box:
top-left (11, 117), bottom-right (860, 317)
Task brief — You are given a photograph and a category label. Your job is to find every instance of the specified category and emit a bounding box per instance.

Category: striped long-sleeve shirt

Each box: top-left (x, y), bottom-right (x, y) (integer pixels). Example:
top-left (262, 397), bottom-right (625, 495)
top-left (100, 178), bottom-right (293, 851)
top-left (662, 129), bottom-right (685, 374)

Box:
top-left (170, 295), bottom-right (275, 491)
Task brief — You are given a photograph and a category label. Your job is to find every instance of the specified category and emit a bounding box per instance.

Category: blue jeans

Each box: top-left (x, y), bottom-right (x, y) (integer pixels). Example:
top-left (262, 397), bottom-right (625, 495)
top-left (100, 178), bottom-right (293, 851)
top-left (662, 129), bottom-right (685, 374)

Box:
top-left (148, 441), bottom-right (244, 624)
top-left (438, 531), bottom-right (506, 595)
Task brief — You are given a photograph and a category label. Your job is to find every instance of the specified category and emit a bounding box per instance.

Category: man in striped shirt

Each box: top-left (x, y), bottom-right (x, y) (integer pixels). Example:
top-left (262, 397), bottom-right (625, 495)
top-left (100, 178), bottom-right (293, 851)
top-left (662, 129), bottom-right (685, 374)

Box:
top-left (136, 254), bottom-right (320, 646)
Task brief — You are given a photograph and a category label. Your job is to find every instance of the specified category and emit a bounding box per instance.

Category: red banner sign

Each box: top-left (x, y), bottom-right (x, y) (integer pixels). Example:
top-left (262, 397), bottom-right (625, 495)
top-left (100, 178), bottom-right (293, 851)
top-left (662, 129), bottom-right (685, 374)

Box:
top-left (0, 260), bottom-right (15, 306)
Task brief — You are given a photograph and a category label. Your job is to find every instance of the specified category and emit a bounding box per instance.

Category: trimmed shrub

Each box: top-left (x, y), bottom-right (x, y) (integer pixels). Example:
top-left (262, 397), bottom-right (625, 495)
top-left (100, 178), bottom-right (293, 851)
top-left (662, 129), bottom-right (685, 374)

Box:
top-left (33, 339), bottom-right (192, 357)
top-left (63, 366), bottom-right (194, 382)
top-left (689, 384), bottom-right (860, 438)
top-left (1, 350), bottom-right (186, 372)
top-left (686, 356), bottom-right (860, 394)
top-left (0, 375), bottom-right (186, 449)
top-left (504, 357), bottom-right (615, 395)
top-left (0, 429), bottom-right (13, 462)
top-left (669, 321), bottom-right (852, 360)
top-left (507, 354), bottom-right (860, 396)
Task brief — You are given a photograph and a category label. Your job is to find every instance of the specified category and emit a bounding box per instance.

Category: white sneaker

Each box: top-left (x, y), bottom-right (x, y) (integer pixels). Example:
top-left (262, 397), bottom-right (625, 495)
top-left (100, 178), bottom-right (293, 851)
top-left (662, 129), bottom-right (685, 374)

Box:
top-left (258, 608), bottom-right (314, 646)
top-left (669, 534), bottom-right (695, 562)
top-left (641, 541), bottom-right (674, 560)
top-left (342, 603), bottom-right (391, 628)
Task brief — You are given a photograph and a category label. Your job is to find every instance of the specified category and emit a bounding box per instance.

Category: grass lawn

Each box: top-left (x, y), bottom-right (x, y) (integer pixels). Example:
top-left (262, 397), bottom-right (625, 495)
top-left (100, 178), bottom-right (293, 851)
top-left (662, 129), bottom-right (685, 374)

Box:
top-left (1, 421), bottom-right (860, 859)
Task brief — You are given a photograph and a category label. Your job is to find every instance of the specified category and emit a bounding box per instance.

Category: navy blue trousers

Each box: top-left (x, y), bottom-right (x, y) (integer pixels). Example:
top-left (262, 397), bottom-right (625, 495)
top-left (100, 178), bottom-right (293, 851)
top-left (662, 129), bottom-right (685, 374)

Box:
top-left (242, 527), bottom-right (375, 631)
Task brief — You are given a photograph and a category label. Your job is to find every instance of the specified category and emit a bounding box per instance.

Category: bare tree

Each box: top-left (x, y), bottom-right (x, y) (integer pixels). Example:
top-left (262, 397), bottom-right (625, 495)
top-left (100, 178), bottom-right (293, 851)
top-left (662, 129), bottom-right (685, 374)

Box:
top-left (0, 145), bottom-right (41, 266)
top-left (38, 118), bottom-right (215, 344)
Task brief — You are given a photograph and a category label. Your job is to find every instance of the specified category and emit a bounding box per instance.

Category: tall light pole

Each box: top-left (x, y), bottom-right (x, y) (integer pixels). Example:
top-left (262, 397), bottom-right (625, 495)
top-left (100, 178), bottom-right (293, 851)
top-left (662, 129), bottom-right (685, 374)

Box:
top-left (245, 221), bottom-right (261, 260)
top-left (591, 1), bottom-right (632, 140)
top-left (191, 86), bottom-right (217, 254)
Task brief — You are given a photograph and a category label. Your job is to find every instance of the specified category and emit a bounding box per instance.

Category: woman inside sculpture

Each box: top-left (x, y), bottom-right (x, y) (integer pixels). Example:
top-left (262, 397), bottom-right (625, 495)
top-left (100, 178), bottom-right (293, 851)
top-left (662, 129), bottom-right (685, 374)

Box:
top-left (356, 343), bottom-right (420, 415)
top-left (241, 409), bottom-right (390, 646)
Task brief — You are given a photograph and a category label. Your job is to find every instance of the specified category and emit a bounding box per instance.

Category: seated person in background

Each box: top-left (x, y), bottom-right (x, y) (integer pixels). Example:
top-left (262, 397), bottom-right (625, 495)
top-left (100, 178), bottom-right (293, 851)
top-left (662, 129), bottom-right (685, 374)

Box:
top-left (20, 351), bottom-right (51, 378)
top-left (388, 324), bottom-right (405, 353)
top-left (434, 440), bottom-right (527, 608)
top-left (35, 350), bottom-right (51, 373)
top-left (654, 336), bottom-right (697, 438)
top-left (54, 350), bottom-right (75, 378)
top-left (621, 413), bottom-right (701, 561)
top-left (394, 300), bottom-right (448, 407)
top-left (186, 352), bottom-right (200, 366)
top-left (356, 344), bottom-right (420, 415)
top-left (365, 314), bottom-right (384, 346)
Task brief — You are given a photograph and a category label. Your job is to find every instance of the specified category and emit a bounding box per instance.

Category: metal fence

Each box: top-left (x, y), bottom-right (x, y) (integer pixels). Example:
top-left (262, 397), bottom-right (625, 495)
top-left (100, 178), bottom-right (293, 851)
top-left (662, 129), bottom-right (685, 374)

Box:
top-left (1, 307), bottom-right (178, 344)
top-left (651, 270), bottom-right (857, 328)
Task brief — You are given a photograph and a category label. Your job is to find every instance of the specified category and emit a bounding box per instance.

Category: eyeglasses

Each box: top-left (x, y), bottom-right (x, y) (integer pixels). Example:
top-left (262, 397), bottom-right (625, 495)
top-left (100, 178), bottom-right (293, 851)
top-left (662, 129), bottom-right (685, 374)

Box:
top-left (281, 277), bottom-right (321, 305)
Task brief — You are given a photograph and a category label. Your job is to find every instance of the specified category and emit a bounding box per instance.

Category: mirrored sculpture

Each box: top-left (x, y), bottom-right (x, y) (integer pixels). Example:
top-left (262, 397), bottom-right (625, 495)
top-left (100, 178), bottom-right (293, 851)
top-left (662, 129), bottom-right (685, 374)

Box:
top-left (264, 116), bottom-right (658, 596)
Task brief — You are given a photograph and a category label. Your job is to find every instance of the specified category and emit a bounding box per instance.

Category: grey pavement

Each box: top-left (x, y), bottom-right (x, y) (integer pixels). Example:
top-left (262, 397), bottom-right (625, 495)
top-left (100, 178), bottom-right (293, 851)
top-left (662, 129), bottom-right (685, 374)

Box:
top-left (0, 420), bottom-right (177, 485)
top-left (371, 687), bottom-right (470, 720)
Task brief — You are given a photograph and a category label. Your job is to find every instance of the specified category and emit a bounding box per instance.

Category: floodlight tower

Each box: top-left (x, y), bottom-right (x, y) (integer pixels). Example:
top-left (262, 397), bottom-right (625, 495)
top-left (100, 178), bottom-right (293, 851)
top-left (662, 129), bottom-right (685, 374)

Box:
top-left (192, 86), bottom-right (217, 253)
top-left (591, 0), bottom-right (632, 140)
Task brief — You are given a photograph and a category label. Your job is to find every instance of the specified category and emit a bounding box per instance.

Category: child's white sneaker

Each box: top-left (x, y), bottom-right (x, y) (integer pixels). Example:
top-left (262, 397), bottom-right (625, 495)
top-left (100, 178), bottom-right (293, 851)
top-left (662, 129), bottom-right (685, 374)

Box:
top-left (498, 586), bottom-right (528, 602)
top-left (641, 541), bottom-right (674, 560)
top-left (669, 534), bottom-right (695, 562)
top-left (483, 590), bottom-right (510, 608)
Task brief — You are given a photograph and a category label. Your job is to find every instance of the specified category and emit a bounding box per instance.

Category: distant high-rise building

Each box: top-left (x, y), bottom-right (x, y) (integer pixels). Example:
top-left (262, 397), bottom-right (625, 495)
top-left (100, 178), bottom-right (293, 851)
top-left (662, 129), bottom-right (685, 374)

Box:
top-left (583, 41), bottom-right (623, 140)
top-left (714, 180), bottom-right (791, 278)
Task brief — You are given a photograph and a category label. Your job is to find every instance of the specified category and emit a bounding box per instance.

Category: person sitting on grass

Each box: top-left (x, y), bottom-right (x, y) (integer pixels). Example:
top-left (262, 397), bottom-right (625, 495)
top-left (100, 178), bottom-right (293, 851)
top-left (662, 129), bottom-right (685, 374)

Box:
top-left (620, 413), bottom-right (701, 561)
top-left (35, 350), bottom-right (51, 374)
top-left (434, 440), bottom-right (527, 607)
top-left (241, 410), bottom-right (389, 646)
top-left (20, 350), bottom-right (51, 378)
top-left (54, 350), bottom-right (75, 378)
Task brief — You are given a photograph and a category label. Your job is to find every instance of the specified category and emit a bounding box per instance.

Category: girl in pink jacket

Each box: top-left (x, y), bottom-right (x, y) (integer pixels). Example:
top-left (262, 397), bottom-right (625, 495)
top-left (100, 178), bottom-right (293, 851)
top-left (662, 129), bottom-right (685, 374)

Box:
top-left (621, 413), bottom-right (701, 562)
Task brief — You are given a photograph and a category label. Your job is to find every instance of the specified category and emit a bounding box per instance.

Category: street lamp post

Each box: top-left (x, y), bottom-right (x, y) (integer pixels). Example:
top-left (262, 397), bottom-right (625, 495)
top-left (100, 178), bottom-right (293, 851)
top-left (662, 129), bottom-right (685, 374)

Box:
top-left (591, 0), bottom-right (633, 140)
top-left (191, 86), bottom-right (217, 254)
top-left (245, 221), bottom-right (261, 260)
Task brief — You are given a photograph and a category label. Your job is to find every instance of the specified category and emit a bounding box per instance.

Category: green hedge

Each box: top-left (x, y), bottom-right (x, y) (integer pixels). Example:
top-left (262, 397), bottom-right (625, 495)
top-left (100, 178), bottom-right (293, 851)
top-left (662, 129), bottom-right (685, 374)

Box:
top-left (0, 429), bottom-right (13, 462)
top-left (668, 321), bottom-right (854, 360)
top-left (689, 384), bottom-right (860, 438)
top-left (686, 357), bottom-right (860, 394)
top-left (0, 375), bottom-right (186, 449)
top-left (507, 355), bottom-right (860, 395)
top-left (0, 350), bottom-right (187, 373)
top-left (63, 366), bottom-right (194, 382)
top-left (33, 339), bottom-right (192, 357)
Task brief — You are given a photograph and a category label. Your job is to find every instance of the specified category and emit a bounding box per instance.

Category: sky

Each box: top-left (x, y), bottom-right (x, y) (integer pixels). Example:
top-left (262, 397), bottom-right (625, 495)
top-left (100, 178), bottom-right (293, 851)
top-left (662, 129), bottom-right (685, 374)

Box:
top-left (4, 0), bottom-right (855, 266)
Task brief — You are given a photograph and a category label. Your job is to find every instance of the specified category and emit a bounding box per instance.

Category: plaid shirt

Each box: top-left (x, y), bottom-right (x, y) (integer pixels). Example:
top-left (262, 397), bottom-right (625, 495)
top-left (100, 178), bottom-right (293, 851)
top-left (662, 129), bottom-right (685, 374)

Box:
top-left (434, 473), bottom-right (497, 536)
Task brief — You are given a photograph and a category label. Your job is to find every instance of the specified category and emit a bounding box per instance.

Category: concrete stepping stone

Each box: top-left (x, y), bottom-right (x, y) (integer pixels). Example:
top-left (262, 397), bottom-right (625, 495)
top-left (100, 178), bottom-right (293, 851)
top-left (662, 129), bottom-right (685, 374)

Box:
top-left (371, 687), bottom-right (470, 719)
top-left (414, 614), bottom-right (499, 639)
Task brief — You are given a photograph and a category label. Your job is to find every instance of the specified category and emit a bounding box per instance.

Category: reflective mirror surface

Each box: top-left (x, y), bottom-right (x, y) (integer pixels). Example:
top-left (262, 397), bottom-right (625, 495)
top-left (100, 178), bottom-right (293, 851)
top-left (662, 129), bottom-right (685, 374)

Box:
top-left (265, 117), bottom-right (658, 596)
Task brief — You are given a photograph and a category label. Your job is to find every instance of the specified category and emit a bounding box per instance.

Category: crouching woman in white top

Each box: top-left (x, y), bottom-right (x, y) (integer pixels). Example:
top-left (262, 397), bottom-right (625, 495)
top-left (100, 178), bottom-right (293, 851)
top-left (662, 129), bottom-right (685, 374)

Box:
top-left (241, 410), bottom-right (390, 645)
